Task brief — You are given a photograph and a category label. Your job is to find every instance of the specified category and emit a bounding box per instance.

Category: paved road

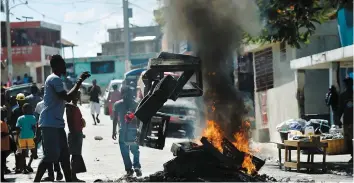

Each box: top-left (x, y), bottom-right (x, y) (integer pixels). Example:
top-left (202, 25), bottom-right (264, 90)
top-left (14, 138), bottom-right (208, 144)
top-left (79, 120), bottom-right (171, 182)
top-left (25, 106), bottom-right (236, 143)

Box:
top-left (4, 104), bottom-right (354, 182)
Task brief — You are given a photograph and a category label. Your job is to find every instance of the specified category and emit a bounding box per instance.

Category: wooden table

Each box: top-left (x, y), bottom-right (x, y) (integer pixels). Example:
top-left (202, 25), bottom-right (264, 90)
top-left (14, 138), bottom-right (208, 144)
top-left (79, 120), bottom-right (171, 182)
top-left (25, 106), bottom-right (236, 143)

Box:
top-left (276, 142), bottom-right (296, 169)
top-left (284, 140), bottom-right (328, 173)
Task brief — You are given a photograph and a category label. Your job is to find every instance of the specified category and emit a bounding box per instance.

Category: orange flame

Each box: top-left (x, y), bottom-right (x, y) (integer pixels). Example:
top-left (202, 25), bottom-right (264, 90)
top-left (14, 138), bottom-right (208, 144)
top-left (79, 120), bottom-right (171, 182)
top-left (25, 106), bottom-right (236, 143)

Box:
top-left (202, 120), bottom-right (224, 152)
top-left (202, 119), bottom-right (256, 175)
top-left (232, 121), bottom-right (256, 174)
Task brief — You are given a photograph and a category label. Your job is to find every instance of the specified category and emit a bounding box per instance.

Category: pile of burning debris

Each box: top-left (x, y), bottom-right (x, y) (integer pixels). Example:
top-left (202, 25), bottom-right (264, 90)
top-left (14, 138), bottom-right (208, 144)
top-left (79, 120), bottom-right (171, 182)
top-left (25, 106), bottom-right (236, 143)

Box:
top-left (114, 135), bottom-right (276, 182)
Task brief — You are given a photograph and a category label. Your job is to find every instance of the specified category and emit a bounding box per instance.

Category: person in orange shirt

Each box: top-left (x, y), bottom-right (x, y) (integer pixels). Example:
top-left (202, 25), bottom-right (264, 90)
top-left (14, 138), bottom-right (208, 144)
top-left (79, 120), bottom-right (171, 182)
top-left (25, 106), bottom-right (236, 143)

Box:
top-left (1, 107), bottom-right (10, 182)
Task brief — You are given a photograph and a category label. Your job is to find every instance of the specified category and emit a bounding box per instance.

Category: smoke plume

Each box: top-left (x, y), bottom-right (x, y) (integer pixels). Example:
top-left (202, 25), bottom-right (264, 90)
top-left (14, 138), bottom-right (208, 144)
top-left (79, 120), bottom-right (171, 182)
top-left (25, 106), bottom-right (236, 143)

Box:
top-left (163, 0), bottom-right (262, 138)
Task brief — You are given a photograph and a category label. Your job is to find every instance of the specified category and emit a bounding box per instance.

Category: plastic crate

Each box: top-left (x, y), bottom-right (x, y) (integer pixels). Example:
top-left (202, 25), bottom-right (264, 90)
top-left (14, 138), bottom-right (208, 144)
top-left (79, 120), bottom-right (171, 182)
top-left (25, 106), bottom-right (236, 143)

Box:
top-left (321, 139), bottom-right (347, 155)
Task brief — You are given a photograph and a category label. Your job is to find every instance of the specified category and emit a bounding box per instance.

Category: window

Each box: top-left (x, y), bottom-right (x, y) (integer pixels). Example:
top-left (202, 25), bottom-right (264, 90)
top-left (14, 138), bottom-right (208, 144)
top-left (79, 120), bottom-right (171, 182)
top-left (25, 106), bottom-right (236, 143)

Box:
top-left (280, 42), bottom-right (286, 62)
top-left (91, 61), bottom-right (115, 74)
top-left (254, 47), bottom-right (273, 92)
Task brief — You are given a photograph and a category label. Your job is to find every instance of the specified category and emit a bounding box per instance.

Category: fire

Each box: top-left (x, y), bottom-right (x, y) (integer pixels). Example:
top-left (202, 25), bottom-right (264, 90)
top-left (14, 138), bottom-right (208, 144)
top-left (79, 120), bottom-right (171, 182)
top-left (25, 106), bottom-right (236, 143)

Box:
top-left (202, 120), bottom-right (224, 152)
top-left (202, 120), bottom-right (256, 175)
top-left (232, 121), bottom-right (256, 174)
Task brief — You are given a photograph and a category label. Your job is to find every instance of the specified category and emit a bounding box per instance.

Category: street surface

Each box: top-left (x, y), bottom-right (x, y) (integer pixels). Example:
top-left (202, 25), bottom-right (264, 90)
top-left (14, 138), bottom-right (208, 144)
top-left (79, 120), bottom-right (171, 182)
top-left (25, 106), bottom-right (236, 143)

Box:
top-left (4, 104), bottom-right (354, 182)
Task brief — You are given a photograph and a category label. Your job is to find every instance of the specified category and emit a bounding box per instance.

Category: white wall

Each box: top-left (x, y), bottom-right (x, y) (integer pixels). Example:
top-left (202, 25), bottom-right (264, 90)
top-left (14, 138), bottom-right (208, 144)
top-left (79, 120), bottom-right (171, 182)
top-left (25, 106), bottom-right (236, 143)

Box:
top-left (250, 20), bottom-right (341, 142)
top-left (254, 81), bottom-right (299, 142)
top-left (272, 43), bottom-right (297, 87)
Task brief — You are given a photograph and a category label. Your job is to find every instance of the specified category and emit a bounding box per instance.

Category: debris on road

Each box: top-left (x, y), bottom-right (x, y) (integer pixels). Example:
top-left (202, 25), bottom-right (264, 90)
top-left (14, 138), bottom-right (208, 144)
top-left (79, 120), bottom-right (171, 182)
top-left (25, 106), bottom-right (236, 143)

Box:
top-left (113, 137), bottom-right (276, 182)
top-left (94, 136), bottom-right (103, 140)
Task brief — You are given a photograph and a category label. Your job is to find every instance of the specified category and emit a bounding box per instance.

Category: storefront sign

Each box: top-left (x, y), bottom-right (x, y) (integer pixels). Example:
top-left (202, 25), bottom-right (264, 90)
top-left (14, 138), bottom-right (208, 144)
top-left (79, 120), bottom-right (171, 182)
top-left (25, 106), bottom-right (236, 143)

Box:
top-left (1, 46), bottom-right (41, 63)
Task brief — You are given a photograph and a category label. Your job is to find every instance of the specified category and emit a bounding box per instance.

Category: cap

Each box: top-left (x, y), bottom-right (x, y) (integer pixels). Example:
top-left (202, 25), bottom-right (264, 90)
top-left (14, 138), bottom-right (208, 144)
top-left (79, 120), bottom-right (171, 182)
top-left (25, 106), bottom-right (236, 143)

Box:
top-left (16, 93), bottom-right (26, 101)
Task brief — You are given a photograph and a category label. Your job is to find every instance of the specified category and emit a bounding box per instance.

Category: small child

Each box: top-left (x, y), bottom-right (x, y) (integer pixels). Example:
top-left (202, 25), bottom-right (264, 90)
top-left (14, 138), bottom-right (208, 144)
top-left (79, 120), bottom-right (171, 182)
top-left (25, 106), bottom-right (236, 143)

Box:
top-left (66, 91), bottom-right (86, 182)
top-left (15, 103), bottom-right (36, 174)
top-left (1, 107), bottom-right (10, 182)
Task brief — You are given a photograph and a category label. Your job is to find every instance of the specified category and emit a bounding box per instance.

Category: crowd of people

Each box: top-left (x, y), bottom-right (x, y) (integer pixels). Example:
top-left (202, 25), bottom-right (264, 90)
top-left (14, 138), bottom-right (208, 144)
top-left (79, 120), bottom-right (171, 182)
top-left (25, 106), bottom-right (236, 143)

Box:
top-left (1, 54), bottom-right (143, 182)
top-left (1, 74), bottom-right (33, 88)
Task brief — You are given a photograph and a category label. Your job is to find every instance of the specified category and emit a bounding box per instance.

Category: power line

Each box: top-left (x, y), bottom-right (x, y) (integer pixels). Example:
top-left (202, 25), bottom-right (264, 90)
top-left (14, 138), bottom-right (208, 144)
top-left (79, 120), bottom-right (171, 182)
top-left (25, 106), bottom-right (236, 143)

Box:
top-left (28, 0), bottom-right (121, 6)
top-left (18, 0), bottom-right (121, 25)
top-left (128, 1), bottom-right (151, 14)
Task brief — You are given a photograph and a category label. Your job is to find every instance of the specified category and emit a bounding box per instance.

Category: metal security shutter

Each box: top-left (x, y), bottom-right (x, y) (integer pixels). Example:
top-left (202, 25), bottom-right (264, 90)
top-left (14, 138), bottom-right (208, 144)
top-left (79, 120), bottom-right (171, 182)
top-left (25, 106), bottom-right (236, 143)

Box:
top-left (254, 47), bottom-right (274, 92)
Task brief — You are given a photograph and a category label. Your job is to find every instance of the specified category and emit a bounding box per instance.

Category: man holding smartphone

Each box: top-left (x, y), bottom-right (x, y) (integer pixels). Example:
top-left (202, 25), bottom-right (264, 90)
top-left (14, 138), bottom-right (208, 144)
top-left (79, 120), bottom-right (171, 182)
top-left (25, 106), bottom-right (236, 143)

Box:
top-left (34, 55), bottom-right (90, 182)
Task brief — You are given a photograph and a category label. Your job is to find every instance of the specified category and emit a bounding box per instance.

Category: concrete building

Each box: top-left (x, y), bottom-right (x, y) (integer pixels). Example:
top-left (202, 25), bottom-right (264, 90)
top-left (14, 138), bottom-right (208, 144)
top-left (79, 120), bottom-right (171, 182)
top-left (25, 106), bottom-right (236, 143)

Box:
top-left (1, 21), bottom-right (61, 84)
top-left (65, 53), bottom-right (157, 88)
top-left (101, 26), bottom-right (162, 69)
top-left (242, 20), bottom-right (353, 143)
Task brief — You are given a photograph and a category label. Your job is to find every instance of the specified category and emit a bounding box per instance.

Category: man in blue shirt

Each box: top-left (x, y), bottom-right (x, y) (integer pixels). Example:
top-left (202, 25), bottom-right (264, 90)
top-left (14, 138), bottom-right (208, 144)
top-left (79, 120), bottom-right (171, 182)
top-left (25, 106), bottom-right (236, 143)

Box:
top-left (112, 86), bottom-right (142, 177)
top-left (34, 55), bottom-right (90, 182)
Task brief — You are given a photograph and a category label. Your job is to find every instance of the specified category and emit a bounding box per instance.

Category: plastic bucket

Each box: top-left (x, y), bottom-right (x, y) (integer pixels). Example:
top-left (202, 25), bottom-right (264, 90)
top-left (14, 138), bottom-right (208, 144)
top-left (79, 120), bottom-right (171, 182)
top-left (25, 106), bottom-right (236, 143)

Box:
top-left (279, 131), bottom-right (289, 143)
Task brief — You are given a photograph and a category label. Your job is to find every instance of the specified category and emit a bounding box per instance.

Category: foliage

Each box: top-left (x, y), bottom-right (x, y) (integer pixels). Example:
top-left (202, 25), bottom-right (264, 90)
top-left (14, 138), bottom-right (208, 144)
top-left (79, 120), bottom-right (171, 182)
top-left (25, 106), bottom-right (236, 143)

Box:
top-left (154, 8), bottom-right (165, 27)
top-left (153, 0), bottom-right (352, 48)
top-left (154, 0), bottom-right (165, 27)
top-left (243, 0), bottom-right (341, 48)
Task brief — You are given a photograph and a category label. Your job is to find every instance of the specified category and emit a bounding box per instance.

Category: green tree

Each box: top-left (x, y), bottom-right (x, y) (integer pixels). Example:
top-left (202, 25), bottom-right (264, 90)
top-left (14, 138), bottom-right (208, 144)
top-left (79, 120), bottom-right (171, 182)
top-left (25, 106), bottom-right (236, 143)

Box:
top-left (154, 0), bottom-right (165, 27)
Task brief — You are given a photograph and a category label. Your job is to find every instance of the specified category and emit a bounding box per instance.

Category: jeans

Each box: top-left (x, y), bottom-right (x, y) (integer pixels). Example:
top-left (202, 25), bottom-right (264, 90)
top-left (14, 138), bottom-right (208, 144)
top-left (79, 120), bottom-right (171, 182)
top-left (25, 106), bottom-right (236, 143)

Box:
top-left (118, 128), bottom-right (141, 171)
top-left (119, 142), bottom-right (141, 171)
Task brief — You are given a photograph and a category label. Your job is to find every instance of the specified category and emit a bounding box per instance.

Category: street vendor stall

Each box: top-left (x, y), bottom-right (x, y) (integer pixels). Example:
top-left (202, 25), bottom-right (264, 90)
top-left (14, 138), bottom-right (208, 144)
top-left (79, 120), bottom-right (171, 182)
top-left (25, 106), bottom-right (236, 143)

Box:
top-left (290, 45), bottom-right (353, 125)
top-left (277, 45), bottom-right (354, 163)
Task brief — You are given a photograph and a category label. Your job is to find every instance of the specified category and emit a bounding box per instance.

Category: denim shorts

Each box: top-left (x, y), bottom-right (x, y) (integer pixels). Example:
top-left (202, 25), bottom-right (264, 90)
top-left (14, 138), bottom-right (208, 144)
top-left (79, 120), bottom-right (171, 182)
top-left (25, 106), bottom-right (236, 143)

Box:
top-left (41, 127), bottom-right (69, 163)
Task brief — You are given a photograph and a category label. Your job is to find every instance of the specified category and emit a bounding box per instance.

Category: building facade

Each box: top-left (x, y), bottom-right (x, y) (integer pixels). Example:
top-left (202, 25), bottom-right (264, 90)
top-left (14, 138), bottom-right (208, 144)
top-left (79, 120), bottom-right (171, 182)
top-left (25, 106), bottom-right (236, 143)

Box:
top-left (243, 20), bottom-right (352, 142)
top-left (65, 53), bottom-right (157, 88)
top-left (1, 21), bottom-right (61, 84)
top-left (101, 26), bottom-right (162, 69)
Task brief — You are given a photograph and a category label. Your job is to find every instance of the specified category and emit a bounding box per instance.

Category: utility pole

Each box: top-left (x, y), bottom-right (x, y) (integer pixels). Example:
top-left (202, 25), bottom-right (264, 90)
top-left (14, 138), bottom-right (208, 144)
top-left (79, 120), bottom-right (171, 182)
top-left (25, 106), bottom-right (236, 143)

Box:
top-left (5, 0), bottom-right (13, 86)
top-left (123, 0), bottom-right (131, 70)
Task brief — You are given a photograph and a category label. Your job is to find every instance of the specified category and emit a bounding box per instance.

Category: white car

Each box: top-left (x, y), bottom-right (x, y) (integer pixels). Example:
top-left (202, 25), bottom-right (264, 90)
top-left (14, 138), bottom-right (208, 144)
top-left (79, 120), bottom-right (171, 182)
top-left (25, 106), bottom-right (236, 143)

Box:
top-left (103, 79), bottom-right (123, 115)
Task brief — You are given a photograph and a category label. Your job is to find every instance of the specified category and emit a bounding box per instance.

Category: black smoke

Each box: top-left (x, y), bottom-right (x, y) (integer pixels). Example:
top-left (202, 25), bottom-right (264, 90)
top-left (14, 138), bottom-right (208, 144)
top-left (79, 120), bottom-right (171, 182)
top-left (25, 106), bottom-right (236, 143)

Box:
top-left (163, 0), bottom-right (262, 138)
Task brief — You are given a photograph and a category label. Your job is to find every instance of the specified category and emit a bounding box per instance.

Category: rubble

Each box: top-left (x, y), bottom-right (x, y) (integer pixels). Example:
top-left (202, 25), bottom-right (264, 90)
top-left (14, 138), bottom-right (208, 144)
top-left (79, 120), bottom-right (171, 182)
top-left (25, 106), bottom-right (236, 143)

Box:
top-left (113, 137), bottom-right (277, 182)
top-left (94, 136), bottom-right (103, 140)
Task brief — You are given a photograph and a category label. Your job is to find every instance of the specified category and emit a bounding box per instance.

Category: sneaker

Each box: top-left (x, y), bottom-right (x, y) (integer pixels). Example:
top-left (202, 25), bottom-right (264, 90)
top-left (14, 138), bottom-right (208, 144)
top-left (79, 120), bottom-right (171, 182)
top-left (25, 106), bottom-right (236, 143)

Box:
top-left (96, 117), bottom-right (100, 124)
top-left (126, 169), bottom-right (134, 177)
top-left (56, 172), bottom-right (63, 181)
top-left (135, 168), bottom-right (142, 177)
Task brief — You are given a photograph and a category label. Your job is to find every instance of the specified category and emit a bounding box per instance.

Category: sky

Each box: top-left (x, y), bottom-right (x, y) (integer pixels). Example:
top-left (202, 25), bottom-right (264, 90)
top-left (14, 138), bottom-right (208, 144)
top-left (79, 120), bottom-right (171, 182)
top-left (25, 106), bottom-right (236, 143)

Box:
top-left (1, 0), bottom-right (159, 58)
